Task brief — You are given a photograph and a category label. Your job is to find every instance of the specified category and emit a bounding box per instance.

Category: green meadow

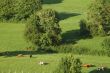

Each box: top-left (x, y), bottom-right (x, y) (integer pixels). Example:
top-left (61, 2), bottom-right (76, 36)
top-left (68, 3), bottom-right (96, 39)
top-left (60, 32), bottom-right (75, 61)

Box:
top-left (0, 54), bottom-right (110, 73)
top-left (0, 0), bottom-right (106, 52)
top-left (0, 0), bottom-right (110, 73)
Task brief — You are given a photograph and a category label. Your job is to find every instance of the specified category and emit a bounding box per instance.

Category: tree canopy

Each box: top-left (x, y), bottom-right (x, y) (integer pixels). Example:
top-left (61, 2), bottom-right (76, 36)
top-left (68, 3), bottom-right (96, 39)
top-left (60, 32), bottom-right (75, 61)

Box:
top-left (24, 9), bottom-right (62, 49)
top-left (80, 0), bottom-right (110, 36)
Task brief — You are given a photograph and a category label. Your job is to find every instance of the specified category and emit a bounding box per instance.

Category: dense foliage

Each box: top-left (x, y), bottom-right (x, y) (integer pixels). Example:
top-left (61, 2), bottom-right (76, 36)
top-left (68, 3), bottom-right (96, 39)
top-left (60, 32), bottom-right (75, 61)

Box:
top-left (80, 0), bottom-right (110, 36)
top-left (24, 9), bottom-right (61, 49)
top-left (0, 0), bottom-right (42, 21)
top-left (15, 0), bottom-right (42, 21)
top-left (0, 0), bottom-right (16, 21)
top-left (54, 54), bottom-right (82, 73)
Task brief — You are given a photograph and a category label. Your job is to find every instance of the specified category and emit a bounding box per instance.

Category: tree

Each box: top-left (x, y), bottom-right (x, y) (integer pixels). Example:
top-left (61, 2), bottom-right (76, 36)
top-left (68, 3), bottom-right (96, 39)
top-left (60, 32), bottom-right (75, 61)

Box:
top-left (0, 0), bottom-right (16, 21)
top-left (15, 0), bottom-right (42, 21)
top-left (54, 54), bottom-right (82, 73)
top-left (24, 9), bottom-right (61, 49)
top-left (82, 0), bottom-right (110, 36)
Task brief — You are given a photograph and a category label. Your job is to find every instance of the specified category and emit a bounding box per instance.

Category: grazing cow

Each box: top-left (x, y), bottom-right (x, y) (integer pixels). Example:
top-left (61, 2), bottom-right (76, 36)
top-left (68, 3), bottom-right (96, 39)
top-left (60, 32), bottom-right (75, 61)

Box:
top-left (17, 54), bottom-right (24, 57)
top-left (39, 61), bottom-right (44, 65)
top-left (82, 64), bottom-right (92, 68)
top-left (97, 66), bottom-right (106, 71)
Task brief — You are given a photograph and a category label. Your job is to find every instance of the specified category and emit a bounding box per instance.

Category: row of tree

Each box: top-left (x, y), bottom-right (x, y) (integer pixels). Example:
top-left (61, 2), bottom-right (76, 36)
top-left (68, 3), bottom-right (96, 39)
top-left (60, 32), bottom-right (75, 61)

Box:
top-left (25, 0), bottom-right (110, 50)
top-left (0, 0), bottom-right (61, 49)
top-left (1, 0), bottom-right (110, 51)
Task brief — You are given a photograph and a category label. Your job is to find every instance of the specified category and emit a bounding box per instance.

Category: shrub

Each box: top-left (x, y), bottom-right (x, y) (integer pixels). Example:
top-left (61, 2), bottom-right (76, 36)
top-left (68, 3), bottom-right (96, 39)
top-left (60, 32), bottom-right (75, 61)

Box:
top-left (102, 37), bottom-right (110, 57)
top-left (15, 0), bottom-right (42, 21)
top-left (79, 19), bottom-right (90, 36)
top-left (24, 9), bottom-right (61, 50)
top-left (54, 54), bottom-right (82, 73)
top-left (51, 44), bottom-right (90, 54)
top-left (88, 24), bottom-right (105, 36)
top-left (70, 58), bottom-right (82, 73)
top-left (51, 44), bottom-right (107, 56)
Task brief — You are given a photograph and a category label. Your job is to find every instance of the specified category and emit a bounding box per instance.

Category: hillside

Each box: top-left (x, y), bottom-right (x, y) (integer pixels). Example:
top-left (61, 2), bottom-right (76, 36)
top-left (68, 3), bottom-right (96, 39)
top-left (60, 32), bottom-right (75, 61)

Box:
top-left (0, 0), bottom-right (105, 52)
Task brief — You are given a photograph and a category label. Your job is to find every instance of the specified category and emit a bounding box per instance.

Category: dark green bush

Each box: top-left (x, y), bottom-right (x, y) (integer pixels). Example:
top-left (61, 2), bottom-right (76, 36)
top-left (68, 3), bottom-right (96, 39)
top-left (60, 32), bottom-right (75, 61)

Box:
top-left (54, 54), bottom-right (82, 73)
top-left (79, 19), bottom-right (90, 36)
top-left (51, 45), bottom-right (89, 54)
top-left (88, 24), bottom-right (105, 36)
top-left (50, 44), bottom-right (107, 56)
top-left (24, 9), bottom-right (61, 49)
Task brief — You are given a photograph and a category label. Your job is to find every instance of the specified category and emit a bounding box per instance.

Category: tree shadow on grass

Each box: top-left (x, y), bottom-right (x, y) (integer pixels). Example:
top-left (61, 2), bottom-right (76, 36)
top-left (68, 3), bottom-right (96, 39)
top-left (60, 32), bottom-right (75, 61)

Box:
top-left (89, 68), bottom-right (110, 73)
top-left (42, 0), bottom-right (63, 4)
top-left (58, 12), bottom-right (81, 20)
top-left (62, 29), bottom-right (92, 44)
top-left (0, 49), bottom-right (57, 57)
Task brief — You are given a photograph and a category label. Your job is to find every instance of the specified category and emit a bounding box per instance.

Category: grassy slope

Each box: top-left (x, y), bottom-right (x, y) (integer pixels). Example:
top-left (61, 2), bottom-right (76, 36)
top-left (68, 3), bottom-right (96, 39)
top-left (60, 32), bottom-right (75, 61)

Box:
top-left (0, 54), bottom-right (110, 73)
top-left (0, 23), bottom-right (28, 52)
top-left (0, 0), bottom-right (110, 73)
top-left (0, 0), bottom-right (106, 51)
top-left (43, 0), bottom-right (106, 51)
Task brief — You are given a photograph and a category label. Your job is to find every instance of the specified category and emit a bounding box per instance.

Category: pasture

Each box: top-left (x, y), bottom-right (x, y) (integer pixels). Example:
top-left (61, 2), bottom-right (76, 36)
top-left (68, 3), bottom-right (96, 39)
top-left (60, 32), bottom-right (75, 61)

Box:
top-left (0, 0), bottom-right (110, 73)
top-left (0, 54), bottom-right (110, 73)
top-left (0, 0), bottom-right (106, 52)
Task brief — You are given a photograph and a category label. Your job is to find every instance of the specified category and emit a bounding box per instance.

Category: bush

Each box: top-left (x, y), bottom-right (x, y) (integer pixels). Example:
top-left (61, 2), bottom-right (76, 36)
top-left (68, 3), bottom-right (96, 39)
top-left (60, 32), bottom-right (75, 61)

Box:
top-left (79, 19), bottom-right (90, 36)
top-left (102, 37), bottom-right (110, 57)
top-left (15, 0), bottom-right (42, 21)
top-left (50, 44), bottom-right (107, 56)
top-left (54, 54), bottom-right (82, 73)
top-left (88, 24), bottom-right (105, 36)
top-left (24, 9), bottom-right (61, 49)
top-left (51, 44), bottom-right (90, 54)
top-left (0, 0), bottom-right (16, 21)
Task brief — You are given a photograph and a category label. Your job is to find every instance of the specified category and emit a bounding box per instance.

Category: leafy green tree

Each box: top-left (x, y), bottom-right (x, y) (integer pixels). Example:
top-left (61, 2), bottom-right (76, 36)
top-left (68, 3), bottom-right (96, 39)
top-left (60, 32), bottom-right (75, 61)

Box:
top-left (15, 0), bottom-right (42, 21)
top-left (54, 54), bottom-right (82, 73)
top-left (84, 0), bottom-right (110, 36)
top-left (24, 9), bottom-right (61, 49)
top-left (0, 0), bottom-right (16, 21)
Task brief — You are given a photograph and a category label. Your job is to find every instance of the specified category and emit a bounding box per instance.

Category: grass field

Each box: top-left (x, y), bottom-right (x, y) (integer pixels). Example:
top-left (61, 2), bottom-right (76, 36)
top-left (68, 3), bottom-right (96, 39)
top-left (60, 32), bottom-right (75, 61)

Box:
top-left (0, 0), bottom-right (106, 51)
top-left (0, 23), bottom-right (27, 52)
top-left (0, 0), bottom-right (110, 73)
top-left (0, 54), bottom-right (110, 73)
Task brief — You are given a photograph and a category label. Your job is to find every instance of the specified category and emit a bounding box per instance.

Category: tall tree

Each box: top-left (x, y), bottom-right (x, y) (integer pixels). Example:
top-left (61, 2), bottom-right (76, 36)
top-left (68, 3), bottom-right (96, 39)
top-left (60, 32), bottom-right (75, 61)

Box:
top-left (15, 0), bottom-right (42, 21)
top-left (24, 9), bottom-right (61, 49)
top-left (87, 0), bottom-right (110, 36)
top-left (0, 0), bottom-right (16, 21)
